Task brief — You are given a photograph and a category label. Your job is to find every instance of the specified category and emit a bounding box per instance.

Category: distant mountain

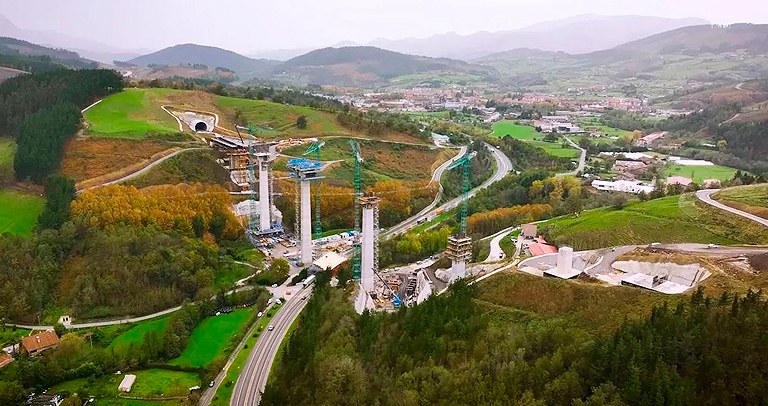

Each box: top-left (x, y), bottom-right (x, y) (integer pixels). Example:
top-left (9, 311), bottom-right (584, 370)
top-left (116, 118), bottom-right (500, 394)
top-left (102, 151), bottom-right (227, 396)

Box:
top-left (612, 23), bottom-right (768, 55)
top-left (126, 44), bottom-right (279, 79)
top-left (369, 15), bottom-right (709, 60)
top-left (0, 14), bottom-right (144, 64)
top-left (272, 46), bottom-right (498, 87)
top-left (0, 36), bottom-right (97, 70)
top-left (476, 23), bottom-right (768, 97)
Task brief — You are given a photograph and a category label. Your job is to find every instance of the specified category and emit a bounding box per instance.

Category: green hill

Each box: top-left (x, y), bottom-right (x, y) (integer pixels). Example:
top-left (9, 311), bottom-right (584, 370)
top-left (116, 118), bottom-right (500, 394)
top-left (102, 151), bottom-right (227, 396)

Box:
top-left (540, 194), bottom-right (768, 250)
top-left (126, 43), bottom-right (279, 79)
top-left (479, 24), bottom-right (768, 97)
top-left (275, 46), bottom-right (498, 87)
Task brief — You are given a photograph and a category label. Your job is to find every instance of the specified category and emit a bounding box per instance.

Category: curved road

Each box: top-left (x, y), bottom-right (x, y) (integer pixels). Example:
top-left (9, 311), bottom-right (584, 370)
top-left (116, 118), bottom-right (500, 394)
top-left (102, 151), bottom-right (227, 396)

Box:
top-left (559, 136), bottom-right (587, 176)
top-left (228, 142), bottom-right (514, 405)
top-left (384, 143), bottom-right (513, 237)
top-left (383, 145), bottom-right (466, 237)
top-left (484, 226), bottom-right (517, 262)
top-left (77, 147), bottom-right (207, 193)
top-left (696, 189), bottom-right (768, 227)
top-left (231, 288), bottom-right (312, 406)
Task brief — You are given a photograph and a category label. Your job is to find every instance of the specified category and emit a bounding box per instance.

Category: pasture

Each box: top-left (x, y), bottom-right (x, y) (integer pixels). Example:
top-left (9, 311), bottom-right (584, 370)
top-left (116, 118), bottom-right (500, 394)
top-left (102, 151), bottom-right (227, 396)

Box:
top-left (0, 189), bottom-right (45, 236)
top-left (84, 88), bottom-right (181, 139)
top-left (169, 308), bottom-right (253, 368)
top-left (491, 121), bottom-right (580, 159)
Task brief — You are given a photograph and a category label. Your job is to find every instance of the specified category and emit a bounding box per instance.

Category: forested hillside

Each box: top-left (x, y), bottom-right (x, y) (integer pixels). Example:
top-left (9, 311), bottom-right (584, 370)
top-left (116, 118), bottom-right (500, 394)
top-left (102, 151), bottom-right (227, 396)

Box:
top-left (264, 276), bottom-right (768, 405)
top-left (0, 69), bottom-right (123, 181)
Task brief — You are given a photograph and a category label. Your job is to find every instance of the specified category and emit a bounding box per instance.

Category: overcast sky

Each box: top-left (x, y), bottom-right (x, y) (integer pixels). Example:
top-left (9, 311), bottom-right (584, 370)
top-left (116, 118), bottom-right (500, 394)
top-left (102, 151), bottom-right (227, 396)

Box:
top-left (1, 0), bottom-right (766, 53)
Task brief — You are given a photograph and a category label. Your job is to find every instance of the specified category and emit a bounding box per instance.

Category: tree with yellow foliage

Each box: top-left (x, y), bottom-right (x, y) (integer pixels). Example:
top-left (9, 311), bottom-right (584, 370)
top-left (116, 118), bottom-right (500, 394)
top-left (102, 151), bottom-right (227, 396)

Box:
top-left (71, 183), bottom-right (242, 240)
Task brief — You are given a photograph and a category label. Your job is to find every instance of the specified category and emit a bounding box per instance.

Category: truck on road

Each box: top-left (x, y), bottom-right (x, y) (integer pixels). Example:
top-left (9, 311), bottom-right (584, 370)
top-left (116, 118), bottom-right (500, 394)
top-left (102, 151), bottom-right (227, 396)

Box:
top-left (300, 274), bottom-right (316, 289)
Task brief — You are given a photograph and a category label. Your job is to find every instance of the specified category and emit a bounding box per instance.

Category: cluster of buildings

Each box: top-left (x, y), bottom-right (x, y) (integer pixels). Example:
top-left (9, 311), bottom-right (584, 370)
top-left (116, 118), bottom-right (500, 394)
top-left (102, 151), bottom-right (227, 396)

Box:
top-left (500, 92), bottom-right (648, 113)
top-left (1, 330), bottom-right (61, 372)
top-left (533, 115), bottom-right (584, 133)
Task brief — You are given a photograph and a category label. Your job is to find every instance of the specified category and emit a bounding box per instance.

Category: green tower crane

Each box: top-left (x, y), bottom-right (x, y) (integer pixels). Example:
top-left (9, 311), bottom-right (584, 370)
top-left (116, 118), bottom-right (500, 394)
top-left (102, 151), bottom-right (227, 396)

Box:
top-left (303, 141), bottom-right (326, 238)
top-left (349, 140), bottom-right (363, 280)
top-left (446, 150), bottom-right (477, 235)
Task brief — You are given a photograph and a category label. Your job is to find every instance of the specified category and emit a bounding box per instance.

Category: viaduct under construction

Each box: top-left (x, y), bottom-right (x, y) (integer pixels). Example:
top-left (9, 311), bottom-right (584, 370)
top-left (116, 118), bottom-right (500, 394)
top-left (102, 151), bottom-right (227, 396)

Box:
top-left (210, 131), bottom-right (478, 311)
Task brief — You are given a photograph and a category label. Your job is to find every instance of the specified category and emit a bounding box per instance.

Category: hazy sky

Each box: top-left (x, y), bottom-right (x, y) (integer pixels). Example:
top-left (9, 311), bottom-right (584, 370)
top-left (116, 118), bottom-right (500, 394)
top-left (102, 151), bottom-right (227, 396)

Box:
top-left (1, 0), bottom-right (766, 53)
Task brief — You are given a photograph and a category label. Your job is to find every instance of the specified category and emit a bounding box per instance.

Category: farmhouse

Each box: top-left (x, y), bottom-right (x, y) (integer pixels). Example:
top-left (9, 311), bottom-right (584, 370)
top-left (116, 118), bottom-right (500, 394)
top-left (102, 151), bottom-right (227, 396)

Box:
top-left (21, 330), bottom-right (59, 357)
top-left (636, 131), bottom-right (667, 147)
top-left (666, 176), bottom-right (693, 186)
top-left (0, 352), bottom-right (12, 369)
top-left (521, 223), bottom-right (537, 239)
top-left (612, 160), bottom-right (648, 172)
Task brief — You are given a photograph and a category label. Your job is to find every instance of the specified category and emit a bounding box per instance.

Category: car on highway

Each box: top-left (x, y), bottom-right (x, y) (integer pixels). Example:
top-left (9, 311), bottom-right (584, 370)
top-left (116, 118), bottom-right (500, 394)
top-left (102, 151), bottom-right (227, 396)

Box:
top-left (706, 244), bottom-right (720, 249)
top-left (209, 381), bottom-right (215, 387)
top-left (268, 325), bottom-right (275, 331)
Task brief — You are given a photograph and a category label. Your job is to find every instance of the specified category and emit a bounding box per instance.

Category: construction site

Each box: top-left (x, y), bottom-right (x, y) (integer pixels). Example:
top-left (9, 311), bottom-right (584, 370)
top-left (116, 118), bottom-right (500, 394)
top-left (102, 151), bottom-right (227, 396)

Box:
top-left (200, 117), bottom-right (482, 313)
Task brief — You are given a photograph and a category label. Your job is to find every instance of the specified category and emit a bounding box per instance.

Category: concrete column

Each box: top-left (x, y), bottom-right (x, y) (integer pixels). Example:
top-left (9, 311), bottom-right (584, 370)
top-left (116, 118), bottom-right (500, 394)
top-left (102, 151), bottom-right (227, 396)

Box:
top-left (361, 205), bottom-right (375, 292)
top-left (258, 160), bottom-right (271, 231)
top-left (451, 260), bottom-right (466, 282)
top-left (300, 180), bottom-right (312, 266)
top-left (557, 246), bottom-right (573, 274)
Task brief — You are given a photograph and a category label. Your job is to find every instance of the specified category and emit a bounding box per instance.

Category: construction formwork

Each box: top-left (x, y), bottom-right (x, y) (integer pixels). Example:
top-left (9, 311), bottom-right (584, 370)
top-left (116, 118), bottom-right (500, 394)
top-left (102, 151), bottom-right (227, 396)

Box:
top-left (446, 235), bottom-right (472, 281)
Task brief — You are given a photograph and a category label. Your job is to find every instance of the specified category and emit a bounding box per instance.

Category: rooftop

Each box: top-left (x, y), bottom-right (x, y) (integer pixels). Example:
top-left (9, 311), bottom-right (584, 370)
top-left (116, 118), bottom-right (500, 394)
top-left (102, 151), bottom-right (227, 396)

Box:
top-left (313, 251), bottom-right (348, 271)
top-left (21, 330), bottom-right (59, 353)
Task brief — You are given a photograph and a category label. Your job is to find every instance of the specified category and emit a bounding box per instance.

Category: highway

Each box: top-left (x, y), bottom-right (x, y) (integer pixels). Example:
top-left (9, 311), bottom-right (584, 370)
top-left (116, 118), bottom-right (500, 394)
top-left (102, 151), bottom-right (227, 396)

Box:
top-left (230, 288), bottom-right (312, 406)
top-left (198, 304), bottom-right (274, 406)
top-left (226, 142), bottom-right (514, 405)
top-left (384, 142), bottom-right (513, 237)
top-left (696, 189), bottom-right (768, 227)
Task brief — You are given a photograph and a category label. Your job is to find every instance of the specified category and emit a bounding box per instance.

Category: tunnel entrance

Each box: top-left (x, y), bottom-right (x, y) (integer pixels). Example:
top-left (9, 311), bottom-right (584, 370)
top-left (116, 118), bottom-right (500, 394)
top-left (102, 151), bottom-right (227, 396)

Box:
top-left (194, 121), bottom-right (208, 132)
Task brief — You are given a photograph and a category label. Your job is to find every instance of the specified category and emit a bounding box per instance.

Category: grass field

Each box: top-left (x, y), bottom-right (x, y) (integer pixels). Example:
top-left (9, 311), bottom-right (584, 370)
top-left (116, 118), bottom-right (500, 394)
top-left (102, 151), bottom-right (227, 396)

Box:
top-left (61, 138), bottom-right (171, 182)
top-left (541, 194), bottom-right (768, 250)
top-left (0, 138), bottom-right (14, 167)
top-left (576, 118), bottom-right (632, 137)
top-left (169, 308), bottom-right (253, 368)
top-left (475, 272), bottom-right (679, 333)
top-left (282, 137), bottom-right (445, 186)
top-left (210, 304), bottom-right (281, 406)
top-left (126, 149), bottom-right (231, 189)
top-left (491, 121), bottom-right (580, 159)
top-left (213, 262), bottom-right (253, 292)
top-left (84, 88), bottom-right (182, 139)
top-left (108, 317), bottom-right (170, 352)
top-left (215, 96), bottom-right (345, 137)
top-left (714, 184), bottom-right (768, 220)
top-left (664, 164), bottom-right (737, 183)
top-left (50, 368), bottom-right (200, 400)
top-left (0, 327), bottom-right (30, 346)
top-left (0, 189), bottom-right (44, 235)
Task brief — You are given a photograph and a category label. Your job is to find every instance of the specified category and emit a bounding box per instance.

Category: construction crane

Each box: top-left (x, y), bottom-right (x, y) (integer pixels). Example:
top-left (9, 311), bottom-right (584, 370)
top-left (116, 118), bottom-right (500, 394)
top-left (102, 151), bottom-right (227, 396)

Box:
top-left (349, 140), bottom-right (363, 280)
top-left (303, 141), bottom-right (326, 238)
top-left (446, 150), bottom-right (477, 236)
top-left (236, 123), bottom-right (267, 135)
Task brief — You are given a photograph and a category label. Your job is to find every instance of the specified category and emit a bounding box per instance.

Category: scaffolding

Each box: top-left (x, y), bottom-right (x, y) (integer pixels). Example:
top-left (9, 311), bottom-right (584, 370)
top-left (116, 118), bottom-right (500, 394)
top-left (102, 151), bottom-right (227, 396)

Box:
top-left (350, 140), bottom-right (363, 280)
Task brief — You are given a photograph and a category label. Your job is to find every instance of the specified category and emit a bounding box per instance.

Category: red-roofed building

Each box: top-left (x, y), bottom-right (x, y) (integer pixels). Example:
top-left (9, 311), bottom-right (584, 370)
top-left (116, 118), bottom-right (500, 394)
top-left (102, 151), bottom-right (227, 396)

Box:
top-left (21, 331), bottom-right (59, 357)
top-left (0, 352), bottom-right (12, 369)
top-left (666, 176), bottom-right (693, 186)
top-left (527, 242), bottom-right (558, 256)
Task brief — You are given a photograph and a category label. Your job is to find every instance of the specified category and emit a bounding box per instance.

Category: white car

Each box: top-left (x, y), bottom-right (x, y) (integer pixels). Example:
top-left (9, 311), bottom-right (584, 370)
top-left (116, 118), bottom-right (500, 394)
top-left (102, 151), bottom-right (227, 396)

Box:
top-left (268, 325), bottom-right (275, 331)
top-left (706, 244), bottom-right (719, 249)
